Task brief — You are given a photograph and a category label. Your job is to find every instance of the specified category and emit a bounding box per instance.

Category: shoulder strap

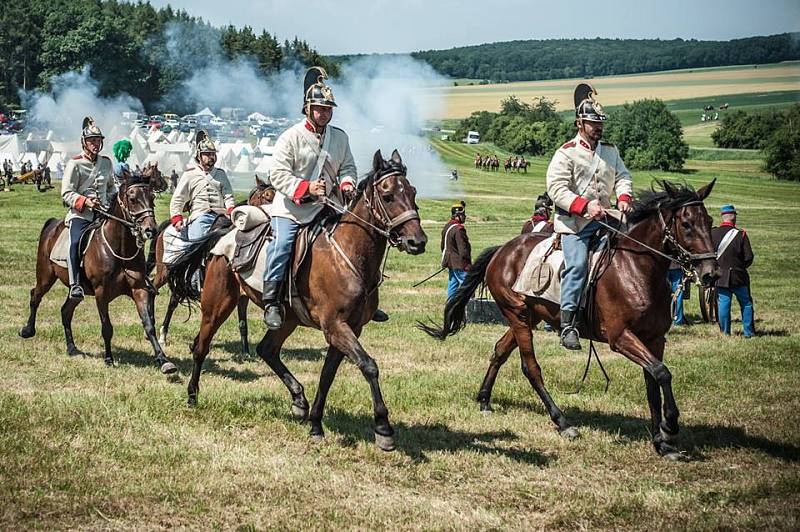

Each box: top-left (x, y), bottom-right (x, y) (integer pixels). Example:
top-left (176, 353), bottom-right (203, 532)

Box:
top-left (441, 223), bottom-right (457, 261)
top-left (716, 228), bottom-right (740, 258)
top-left (533, 220), bottom-right (547, 232)
top-left (578, 143), bottom-right (602, 197)
top-left (314, 128), bottom-right (332, 185)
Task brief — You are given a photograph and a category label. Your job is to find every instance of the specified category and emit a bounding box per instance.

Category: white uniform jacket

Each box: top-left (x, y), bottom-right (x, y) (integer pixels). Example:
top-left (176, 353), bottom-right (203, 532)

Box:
top-left (169, 165), bottom-right (235, 224)
top-left (546, 134), bottom-right (633, 234)
top-left (61, 152), bottom-right (116, 224)
top-left (268, 121), bottom-right (357, 225)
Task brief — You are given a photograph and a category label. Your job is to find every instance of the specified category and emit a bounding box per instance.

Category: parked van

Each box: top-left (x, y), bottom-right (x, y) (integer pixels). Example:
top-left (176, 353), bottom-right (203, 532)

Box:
top-left (466, 131), bottom-right (480, 144)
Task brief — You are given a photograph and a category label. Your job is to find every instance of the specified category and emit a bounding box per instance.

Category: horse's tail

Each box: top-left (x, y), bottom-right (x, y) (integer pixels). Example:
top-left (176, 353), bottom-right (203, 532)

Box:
top-left (146, 219), bottom-right (171, 275)
top-left (166, 220), bottom-right (233, 304)
top-left (417, 245), bottom-right (501, 340)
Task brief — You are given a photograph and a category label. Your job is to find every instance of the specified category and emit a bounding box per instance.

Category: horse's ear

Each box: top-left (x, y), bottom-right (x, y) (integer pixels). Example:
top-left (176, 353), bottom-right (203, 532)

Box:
top-left (372, 150), bottom-right (384, 172)
top-left (696, 178), bottom-right (716, 201)
top-left (663, 180), bottom-right (678, 198)
top-left (255, 174), bottom-right (266, 187)
top-left (390, 149), bottom-right (402, 165)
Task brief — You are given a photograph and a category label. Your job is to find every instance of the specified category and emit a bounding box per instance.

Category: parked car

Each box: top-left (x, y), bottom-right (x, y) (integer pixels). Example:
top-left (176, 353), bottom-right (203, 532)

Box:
top-left (210, 117), bottom-right (226, 127)
top-left (164, 119), bottom-right (180, 129)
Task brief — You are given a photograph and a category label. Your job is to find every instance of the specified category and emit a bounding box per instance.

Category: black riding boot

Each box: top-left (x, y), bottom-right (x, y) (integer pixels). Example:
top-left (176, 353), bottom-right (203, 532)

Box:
top-left (560, 310), bottom-right (581, 350)
top-left (262, 281), bottom-right (283, 330)
top-left (372, 309), bottom-right (389, 322)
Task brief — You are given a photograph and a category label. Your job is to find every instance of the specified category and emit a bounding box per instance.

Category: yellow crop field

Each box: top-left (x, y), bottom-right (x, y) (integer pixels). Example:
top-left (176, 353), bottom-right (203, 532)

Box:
top-left (421, 62), bottom-right (800, 119)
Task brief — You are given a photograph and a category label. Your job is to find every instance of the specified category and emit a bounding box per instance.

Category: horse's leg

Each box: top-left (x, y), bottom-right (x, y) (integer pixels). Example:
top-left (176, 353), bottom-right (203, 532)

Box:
top-left (325, 322), bottom-right (395, 451)
top-left (132, 287), bottom-right (177, 374)
top-left (237, 294), bottom-right (250, 358)
top-left (308, 346), bottom-right (346, 440)
top-left (61, 295), bottom-right (84, 357)
top-left (476, 328), bottom-right (517, 412)
top-left (508, 312), bottom-right (577, 438)
top-left (614, 330), bottom-right (683, 459)
top-left (158, 291), bottom-right (181, 345)
top-left (255, 318), bottom-right (307, 418)
top-left (187, 258), bottom-right (239, 406)
top-left (94, 292), bottom-right (114, 367)
top-left (19, 262), bottom-right (57, 338)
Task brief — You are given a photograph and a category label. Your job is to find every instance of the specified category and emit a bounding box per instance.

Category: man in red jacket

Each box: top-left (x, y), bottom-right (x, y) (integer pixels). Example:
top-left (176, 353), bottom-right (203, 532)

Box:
top-left (441, 202), bottom-right (472, 300)
top-left (712, 204), bottom-right (755, 337)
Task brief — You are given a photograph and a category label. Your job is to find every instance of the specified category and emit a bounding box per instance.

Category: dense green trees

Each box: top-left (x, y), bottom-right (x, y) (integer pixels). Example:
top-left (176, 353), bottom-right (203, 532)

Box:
top-left (454, 96), bottom-right (689, 171)
top-left (0, 0), bottom-right (334, 113)
top-left (711, 109), bottom-right (785, 149)
top-left (413, 34), bottom-right (800, 82)
top-left (604, 99), bottom-right (689, 171)
top-left (763, 105), bottom-right (800, 181)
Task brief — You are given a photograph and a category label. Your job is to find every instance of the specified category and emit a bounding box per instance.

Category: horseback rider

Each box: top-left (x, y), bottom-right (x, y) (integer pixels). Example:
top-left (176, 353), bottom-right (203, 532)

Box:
top-left (546, 83), bottom-right (633, 350)
top-left (261, 66), bottom-right (358, 330)
top-left (441, 201), bottom-right (472, 300)
top-left (61, 117), bottom-right (117, 300)
top-left (112, 138), bottom-right (133, 184)
top-left (521, 193), bottom-right (553, 234)
top-left (169, 130), bottom-right (235, 246)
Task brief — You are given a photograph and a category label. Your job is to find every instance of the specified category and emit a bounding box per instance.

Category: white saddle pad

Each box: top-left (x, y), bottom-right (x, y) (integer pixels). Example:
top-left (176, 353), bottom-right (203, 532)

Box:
top-left (210, 225), bottom-right (270, 294)
top-left (161, 224), bottom-right (187, 265)
top-left (513, 235), bottom-right (564, 304)
top-left (513, 235), bottom-right (606, 305)
top-left (49, 224), bottom-right (96, 268)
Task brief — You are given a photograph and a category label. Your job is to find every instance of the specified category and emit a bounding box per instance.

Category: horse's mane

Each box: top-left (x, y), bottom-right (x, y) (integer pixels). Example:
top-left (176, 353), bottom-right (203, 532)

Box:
top-left (627, 180), bottom-right (700, 224)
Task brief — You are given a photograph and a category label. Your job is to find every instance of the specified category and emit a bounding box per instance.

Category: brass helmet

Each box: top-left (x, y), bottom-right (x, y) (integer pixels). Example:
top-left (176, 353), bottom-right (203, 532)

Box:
top-left (534, 192), bottom-right (553, 217)
top-left (302, 66), bottom-right (337, 115)
top-left (194, 129), bottom-right (217, 162)
top-left (80, 116), bottom-right (105, 150)
top-left (451, 200), bottom-right (466, 217)
top-left (574, 83), bottom-right (607, 122)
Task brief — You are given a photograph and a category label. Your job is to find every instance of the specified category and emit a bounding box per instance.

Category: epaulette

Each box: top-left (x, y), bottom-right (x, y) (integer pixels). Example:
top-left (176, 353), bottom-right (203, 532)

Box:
top-left (71, 154), bottom-right (84, 160)
top-left (561, 141), bottom-right (576, 149)
top-left (578, 139), bottom-right (592, 150)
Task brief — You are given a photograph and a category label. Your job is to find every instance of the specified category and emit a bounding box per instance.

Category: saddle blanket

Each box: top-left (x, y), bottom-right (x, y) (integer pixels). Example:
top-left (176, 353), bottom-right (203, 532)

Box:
top-left (49, 224), bottom-right (96, 268)
top-left (512, 234), bottom-right (606, 305)
top-left (512, 235), bottom-right (564, 305)
top-left (210, 228), bottom-right (269, 293)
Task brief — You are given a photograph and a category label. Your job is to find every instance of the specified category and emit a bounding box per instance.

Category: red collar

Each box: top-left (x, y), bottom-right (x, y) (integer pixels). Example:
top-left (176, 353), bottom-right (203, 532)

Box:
top-left (532, 215), bottom-right (548, 222)
top-left (304, 119), bottom-right (325, 135)
top-left (720, 221), bottom-right (736, 228)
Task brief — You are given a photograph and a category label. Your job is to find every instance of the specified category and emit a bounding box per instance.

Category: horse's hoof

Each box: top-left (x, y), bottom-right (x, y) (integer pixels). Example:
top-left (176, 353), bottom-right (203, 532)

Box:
top-left (67, 348), bottom-right (85, 357)
top-left (291, 404), bottom-right (309, 421)
top-left (375, 432), bottom-right (396, 452)
top-left (187, 395), bottom-right (197, 408)
top-left (662, 450), bottom-right (690, 462)
top-left (560, 426), bottom-right (581, 440)
top-left (479, 402), bottom-right (494, 414)
top-left (104, 357), bottom-right (114, 367)
top-left (158, 334), bottom-right (167, 345)
top-left (159, 361), bottom-right (178, 375)
top-left (310, 432), bottom-right (325, 443)
top-left (18, 326), bottom-right (35, 339)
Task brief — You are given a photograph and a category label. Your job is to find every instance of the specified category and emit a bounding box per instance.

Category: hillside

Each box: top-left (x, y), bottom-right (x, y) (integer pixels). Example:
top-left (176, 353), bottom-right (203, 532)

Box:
top-left (411, 33), bottom-right (800, 82)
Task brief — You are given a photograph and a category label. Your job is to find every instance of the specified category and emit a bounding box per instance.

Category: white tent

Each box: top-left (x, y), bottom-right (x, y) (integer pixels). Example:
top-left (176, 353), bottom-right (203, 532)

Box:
top-left (144, 151), bottom-right (190, 176)
top-left (195, 107), bottom-right (216, 118)
top-left (19, 152), bottom-right (42, 168)
top-left (0, 134), bottom-right (22, 170)
top-left (247, 112), bottom-right (268, 123)
top-left (47, 152), bottom-right (66, 173)
top-left (148, 130), bottom-right (168, 145)
top-left (233, 154), bottom-right (254, 173)
top-left (166, 130), bottom-right (179, 143)
top-left (254, 155), bottom-right (274, 175)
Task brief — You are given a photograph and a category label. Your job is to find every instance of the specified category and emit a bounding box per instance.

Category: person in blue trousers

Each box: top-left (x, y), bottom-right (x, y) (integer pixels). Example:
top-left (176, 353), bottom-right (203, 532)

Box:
top-left (711, 204), bottom-right (755, 337)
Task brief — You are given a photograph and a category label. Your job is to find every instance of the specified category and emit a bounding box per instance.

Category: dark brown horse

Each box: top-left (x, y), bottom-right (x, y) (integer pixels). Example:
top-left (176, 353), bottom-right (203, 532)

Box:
top-left (420, 180), bottom-right (718, 459)
top-left (147, 174), bottom-right (275, 356)
top-left (19, 163), bottom-right (177, 373)
top-left (171, 150), bottom-right (426, 451)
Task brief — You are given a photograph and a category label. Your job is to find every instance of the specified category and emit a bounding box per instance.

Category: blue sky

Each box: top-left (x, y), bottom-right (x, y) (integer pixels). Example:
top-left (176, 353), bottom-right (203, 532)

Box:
top-left (146, 0), bottom-right (800, 54)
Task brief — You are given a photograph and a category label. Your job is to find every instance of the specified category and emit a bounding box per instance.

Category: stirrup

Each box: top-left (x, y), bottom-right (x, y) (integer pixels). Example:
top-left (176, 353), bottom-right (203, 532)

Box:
top-left (560, 326), bottom-right (582, 350)
top-left (69, 284), bottom-right (85, 300)
top-left (263, 304), bottom-right (283, 330)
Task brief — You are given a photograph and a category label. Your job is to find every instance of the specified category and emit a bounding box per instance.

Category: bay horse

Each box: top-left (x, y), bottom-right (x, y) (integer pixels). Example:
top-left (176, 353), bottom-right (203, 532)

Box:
top-left (19, 163), bottom-right (177, 374)
top-left (420, 180), bottom-right (718, 459)
top-left (147, 175), bottom-right (275, 357)
top-left (171, 150), bottom-right (426, 451)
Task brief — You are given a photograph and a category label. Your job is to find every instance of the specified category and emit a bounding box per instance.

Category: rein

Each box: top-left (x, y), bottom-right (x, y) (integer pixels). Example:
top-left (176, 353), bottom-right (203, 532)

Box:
top-left (97, 183), bottom-right (155, 261)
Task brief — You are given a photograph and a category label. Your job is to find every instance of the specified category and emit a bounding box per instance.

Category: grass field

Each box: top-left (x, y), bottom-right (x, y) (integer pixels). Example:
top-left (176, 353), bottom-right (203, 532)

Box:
top-left (1, 131), bottom-right (798, 528)
top-left (424, 62), bottom-right (800, 119)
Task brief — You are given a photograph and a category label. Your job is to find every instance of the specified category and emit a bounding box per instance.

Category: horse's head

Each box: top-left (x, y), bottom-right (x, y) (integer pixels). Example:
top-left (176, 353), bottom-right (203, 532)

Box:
top-left (362, 149), bottom-right (427, 255)
top-left (249, 174), bottom-right (275, 206)
top-left (141, 162), bottom-right (169, 193)
top-left (119, 170), bottom-right (158, 241)
top-left (656, 179), bottom-right (719, 287)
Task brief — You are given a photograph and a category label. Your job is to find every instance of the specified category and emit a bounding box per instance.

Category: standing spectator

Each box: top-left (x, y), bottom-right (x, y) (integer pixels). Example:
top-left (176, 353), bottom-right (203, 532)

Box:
top-left (170, 169), bottom-right (179, 192)
top-left (43, 165), bottom-right (52, 189)
top-left (441, 201), bottom-right (472, 300)
top-left (667, 261), bottom-right (687, 326)
top-left (712, 204), bottom-right (755, 337)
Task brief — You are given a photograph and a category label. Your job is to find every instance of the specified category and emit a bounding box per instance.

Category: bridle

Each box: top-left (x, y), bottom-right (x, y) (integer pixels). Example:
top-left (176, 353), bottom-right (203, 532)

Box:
top-left (98, 182), bottom-right (156, 260)
top-left (322, 168), bottom-right (421, 248)
top-left (595, 198), bottom-right (716, 273)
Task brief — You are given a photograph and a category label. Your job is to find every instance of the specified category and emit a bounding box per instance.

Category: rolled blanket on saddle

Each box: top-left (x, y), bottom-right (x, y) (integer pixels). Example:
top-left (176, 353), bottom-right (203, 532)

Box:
top-left (231, 205), bottom-right (271, 231)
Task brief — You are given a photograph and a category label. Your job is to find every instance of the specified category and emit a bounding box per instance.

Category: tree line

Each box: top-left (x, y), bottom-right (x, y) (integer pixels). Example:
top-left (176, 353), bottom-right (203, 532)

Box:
top-left (413, 34), bottom-right (800, 82)
top-left (713, 104), bottom-right (800, 181)
top-left (454, 96), bottom-right (689, 171)
top-left (0, 0), bottom-right (336, 114)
